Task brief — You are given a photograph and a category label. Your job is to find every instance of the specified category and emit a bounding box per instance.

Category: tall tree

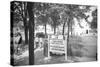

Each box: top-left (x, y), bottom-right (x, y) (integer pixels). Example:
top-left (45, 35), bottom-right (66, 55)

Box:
top-left (91, 9), bottom-right (97, 29)
top-left (27, 2), bottom-right (34, 65)
top-left (62, 5), bottom-right (91, 56)
top-left (36, 14), bottom-right (49, 35)
top-left (49, 9), bottom-right (61, 34)
top-left (22, 2), bottom-right (29, 44)
top-left (34, 3), bottom-right (50, 35)
top-left (12, 1), bottom-right (29, 44)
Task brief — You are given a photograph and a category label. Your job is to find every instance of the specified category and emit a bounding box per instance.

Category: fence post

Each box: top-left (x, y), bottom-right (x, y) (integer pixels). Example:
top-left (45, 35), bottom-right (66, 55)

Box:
top-left (48, 35), bottom-right (50, 58)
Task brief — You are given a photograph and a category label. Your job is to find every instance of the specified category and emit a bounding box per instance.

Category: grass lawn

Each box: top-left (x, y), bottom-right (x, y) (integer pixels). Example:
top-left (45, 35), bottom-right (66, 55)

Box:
top-left (68, 35), bottom-right (97, 61)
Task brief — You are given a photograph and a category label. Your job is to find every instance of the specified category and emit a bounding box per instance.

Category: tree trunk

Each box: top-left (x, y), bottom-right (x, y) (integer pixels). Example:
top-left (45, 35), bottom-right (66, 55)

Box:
top-left (62, 22), bottom-right (66, 39)
top-left (44, 24), bottom-right (47, 35)
top-left (27, 2), bottom-right (34, 65)
top-left (24, 24), bottom-right (28, 44)
top-left (54, 27), bottom-right (56, 35)
top-left (23, 17), bottom-right (29, 44)
top-left (71, 22), bottom-right (73, 36)
top-left (44, 24), bottom-right (47, 56)
top-left (22, 2), bottom-right (29, 45)
top-left (67, 19), bottom-right (72, 56)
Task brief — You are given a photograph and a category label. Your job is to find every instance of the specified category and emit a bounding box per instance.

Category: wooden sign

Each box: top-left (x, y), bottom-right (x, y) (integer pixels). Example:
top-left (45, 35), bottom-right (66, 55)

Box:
top-left (48, 35), bottom-right (67, 54)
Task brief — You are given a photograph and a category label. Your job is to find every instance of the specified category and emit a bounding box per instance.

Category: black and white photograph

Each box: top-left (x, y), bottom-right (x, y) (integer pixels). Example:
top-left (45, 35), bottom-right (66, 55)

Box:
top-left (10, 1), bottom-right (97, 66)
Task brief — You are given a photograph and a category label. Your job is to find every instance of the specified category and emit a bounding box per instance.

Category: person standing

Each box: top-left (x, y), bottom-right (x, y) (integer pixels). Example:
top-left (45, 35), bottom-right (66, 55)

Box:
top-left (16, 33), bottom-right (22, 54)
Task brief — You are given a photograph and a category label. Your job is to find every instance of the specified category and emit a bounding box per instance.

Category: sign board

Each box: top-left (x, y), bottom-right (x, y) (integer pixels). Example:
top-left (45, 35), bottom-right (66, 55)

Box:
top-left (47, 35), bottom-right (67, 60)
top-left (49, 35), bottom-right (67, 54)
top-left (49, 39), bottom-right (65, 53)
